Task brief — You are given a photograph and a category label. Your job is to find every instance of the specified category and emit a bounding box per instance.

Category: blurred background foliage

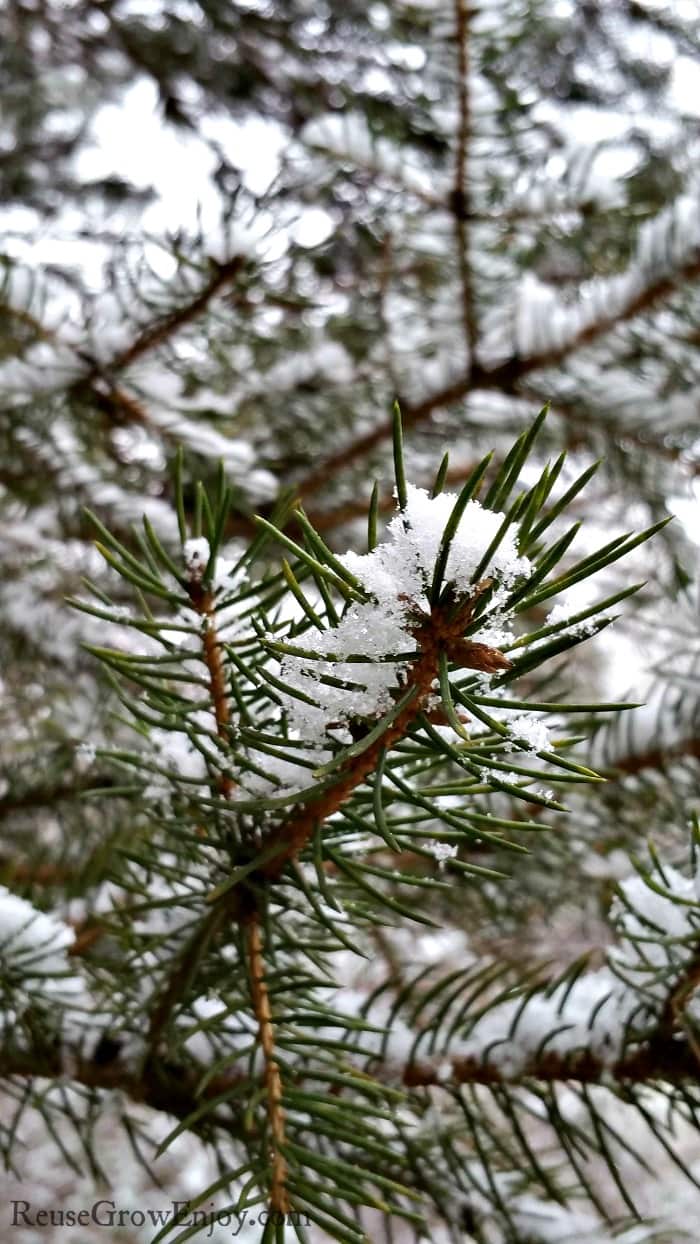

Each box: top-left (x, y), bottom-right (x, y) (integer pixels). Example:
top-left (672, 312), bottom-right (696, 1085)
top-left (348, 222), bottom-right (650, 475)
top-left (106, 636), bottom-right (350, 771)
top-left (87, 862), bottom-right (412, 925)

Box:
top-left (1, 1), bottom-right (700, 1240)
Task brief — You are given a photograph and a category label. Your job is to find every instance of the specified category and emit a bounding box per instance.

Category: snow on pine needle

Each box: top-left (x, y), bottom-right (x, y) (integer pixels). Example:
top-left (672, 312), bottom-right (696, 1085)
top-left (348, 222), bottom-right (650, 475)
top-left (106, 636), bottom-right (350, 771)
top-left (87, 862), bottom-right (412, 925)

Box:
top-left (0, 888), bottom-right (87, 1030)
top-left (274, 485), bottom-right (530, 744)
top-left (428, 860), bottom-right (700, 1079)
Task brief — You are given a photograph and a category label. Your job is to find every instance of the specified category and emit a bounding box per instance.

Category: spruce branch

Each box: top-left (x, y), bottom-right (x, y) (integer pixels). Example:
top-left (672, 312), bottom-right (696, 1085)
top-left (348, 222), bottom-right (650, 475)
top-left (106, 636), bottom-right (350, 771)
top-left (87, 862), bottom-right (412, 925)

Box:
top-left (5, 1010), bottom-right (700, 1140)
top-left (257, 591), bottom-right (507, 881)
top-left (53, 410), bottom-right (676, 1238)
top-left (296, 229), bottom-right (700, 493)
top-left (399, 1034), bottom-right (700, 1088)
top-left (186, 577), bottom-right (235, 799)
top-left (6, 7), bottom-right (700, 1234)
top-left (0, 1043), bottom-right (250, 1141)
top-left (246, 916), bottom-right (289, 1215)
top-left (84, 255), bottom-right (248, 379)
top-left (452, 0), bottom-right (478, 362)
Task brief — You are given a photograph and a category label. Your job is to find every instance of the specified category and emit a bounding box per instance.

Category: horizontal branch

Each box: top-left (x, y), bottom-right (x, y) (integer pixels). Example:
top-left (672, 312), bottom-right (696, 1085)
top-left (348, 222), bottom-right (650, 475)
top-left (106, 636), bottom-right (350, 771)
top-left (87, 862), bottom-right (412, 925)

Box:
top-left (0, 773), bottom-right (117, 822)
top-left (2, 1024), bottom-right (699, 1152)
top-left (0, 1042), bottom-right (248, 1140)
top-left (401, 1031), bottom-right (700, 1087)
top-left (609, 734), bottom-right (700, 778)
top-left (296, 247), bottom-right (700, 494)
top-left (88, 256), bottom-right (247, 377)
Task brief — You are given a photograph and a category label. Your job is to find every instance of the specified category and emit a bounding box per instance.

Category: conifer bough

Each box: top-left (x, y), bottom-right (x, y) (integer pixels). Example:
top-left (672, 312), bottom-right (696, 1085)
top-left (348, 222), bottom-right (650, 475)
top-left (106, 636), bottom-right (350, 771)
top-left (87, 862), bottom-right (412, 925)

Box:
top-left (3, 410), bottom-right (688, 1244)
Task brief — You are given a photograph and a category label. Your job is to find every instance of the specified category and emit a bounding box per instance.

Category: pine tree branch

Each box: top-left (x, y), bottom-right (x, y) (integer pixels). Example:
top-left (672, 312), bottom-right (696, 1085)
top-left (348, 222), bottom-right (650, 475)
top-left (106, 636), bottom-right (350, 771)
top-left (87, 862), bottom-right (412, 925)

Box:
top-left (143, 594), bottom-right (505, 1068)
top-left (452, 0), bottom-right (478, 363)
top-left (0, 1043), bottom-right (250, 1140)
top-left (247, 916), bottom-right (289, 1214)
top-left (4, 1021), bottom-right (700, 1150)
top-left (96, 256), bottom-right (247, 375)
top-left (399, 1033), bottom-right (700, 1087)
top-left (257, 598), bottom-right (487, 880)
top-left (187, 580), bottom-right (235, 799)
top-left (295, 247), bottom-right (700, 494)
top-left (609, 735), bottom-right (700, 777)
top-left (252, 594), bottom-right (508, 884)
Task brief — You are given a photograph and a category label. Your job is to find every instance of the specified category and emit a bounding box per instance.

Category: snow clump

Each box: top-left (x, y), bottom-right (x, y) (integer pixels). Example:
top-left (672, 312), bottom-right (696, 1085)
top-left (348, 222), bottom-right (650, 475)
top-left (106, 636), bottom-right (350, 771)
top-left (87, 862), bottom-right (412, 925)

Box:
top-left (0, 887), bottom-right (86, 1026)
top-left (277, 486), bottom-right (531, 743)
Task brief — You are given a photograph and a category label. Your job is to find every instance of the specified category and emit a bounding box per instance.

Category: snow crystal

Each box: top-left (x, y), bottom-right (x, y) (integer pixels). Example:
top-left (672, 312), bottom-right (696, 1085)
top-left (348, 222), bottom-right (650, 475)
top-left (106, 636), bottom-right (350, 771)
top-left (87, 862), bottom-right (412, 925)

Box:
top-left (183, 537), bottom-right (210, 581)
top-left (276, 601), bottom-right (412, 743)
top-left (546, 588), bottom-right (608, 638)
top-left (388, 485), bottom-right (531, 599)
top-left (74, 740), bottom-right (97, 772)
top-left (503, 712), bottom-right (552, 753)
top-left (427, 840), bottom-right (459, 870)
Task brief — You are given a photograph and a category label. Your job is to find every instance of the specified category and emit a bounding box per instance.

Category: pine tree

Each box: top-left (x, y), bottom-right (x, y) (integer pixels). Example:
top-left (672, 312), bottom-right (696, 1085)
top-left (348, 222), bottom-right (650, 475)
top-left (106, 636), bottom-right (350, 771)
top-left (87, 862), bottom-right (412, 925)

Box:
top-left (1, 2), bottom-right (700, 1242)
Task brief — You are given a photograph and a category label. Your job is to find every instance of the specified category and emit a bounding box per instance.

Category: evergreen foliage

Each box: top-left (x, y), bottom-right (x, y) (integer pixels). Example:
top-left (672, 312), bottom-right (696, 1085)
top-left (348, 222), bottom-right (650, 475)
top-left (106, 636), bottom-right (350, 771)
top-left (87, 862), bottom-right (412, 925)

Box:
top-left (1, 2), bottom-right (700, 1241)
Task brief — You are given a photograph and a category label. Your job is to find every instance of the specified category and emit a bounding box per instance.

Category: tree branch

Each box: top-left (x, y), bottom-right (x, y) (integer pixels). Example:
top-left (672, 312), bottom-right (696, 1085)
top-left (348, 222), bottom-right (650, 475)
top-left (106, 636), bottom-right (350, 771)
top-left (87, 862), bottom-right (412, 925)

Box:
top-left (257, 596), bottom-right (494, 880)
top-left (96, 256), bottom-right (247, 376)
top-left (0, 1043), bottom-right (249, 1140)
top-left (400, 1032), bottom-right (700, 1087)
top-left (188, 580), bottom-right (236, 799)
top-left (609, 735), bottom-right (700, 778)
top-left (247, 917), bottom-right (289, 1214)
top-left (452, 0), bottom-right (478, 362)
top-left (296, 248), bottom-right (700, 495)
top-left (3, 1023), bottom-right (700, 1152)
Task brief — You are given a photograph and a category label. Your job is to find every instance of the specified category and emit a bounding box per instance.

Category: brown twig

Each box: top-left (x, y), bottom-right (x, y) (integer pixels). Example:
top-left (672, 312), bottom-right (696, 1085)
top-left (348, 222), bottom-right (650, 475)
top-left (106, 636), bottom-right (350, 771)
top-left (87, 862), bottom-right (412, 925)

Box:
top-left (452, 0), bottom-right (478, 362)
top-left (146, 578), bottom-right (237, 1048)
top-left (247, 917), bottom-right (290, 1214)
top-left (79, 378), bottom-right (154, 428)
top-left (295, 250), bottom-right (700, 496)
top-left (188, 583), bottom-right (235, 799)
top-left (93, 256), bottom-right (247, 376)
top-left (610, 735), bottom-right (700, 778)
top-left (400, 1032), bottom-right (700, 1087)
